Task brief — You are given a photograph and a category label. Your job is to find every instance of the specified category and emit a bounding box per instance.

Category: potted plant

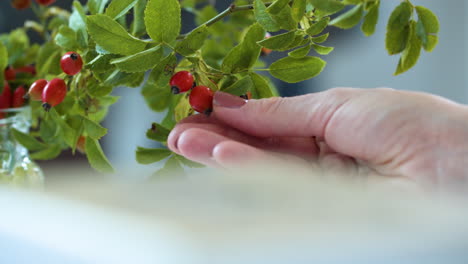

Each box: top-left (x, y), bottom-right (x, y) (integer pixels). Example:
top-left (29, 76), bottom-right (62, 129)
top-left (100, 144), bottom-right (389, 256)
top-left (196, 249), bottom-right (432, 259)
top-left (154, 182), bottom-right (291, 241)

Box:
top-left (0, 0), bottom-right (439, 182)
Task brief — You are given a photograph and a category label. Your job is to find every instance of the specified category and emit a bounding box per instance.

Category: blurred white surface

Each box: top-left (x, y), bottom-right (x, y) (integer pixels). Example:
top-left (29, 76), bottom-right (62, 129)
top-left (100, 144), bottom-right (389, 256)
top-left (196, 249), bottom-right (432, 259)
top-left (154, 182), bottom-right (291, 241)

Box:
top-left (1, 169), bottom-right (468, 264)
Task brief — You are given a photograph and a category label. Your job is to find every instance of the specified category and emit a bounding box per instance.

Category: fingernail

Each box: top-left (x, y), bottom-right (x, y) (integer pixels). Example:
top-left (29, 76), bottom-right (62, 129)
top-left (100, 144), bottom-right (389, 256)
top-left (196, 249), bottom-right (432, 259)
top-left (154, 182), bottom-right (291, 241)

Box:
top-left (213, 92), bottom-right (247, 109)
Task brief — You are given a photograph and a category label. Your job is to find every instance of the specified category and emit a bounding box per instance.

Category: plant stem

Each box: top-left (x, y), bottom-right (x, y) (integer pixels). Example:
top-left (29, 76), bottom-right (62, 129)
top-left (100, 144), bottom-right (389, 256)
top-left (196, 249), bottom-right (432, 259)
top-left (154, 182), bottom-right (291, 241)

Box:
top-left (176, 2), bottom-right (273, 40)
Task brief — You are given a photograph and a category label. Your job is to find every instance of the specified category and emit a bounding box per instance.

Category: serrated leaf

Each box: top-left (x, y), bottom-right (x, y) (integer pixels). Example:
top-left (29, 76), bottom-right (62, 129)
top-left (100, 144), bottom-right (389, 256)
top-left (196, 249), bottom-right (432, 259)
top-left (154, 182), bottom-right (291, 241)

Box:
top-left (110, 45), bottom-right (163, 72)
top-left (36, 42), bottom-right (62, 76)
top-left (49, 109), bottom-right (76, 149)
top-left (270, 56), bottom-right (326, 83)
top-left (146, 123), bottom-right (170, 142)
top-left (149, 155), bottom-right (184, 180)
top-left (254, 0), bottom-right (280, 32)
top-left (0, 42), bottom-right (7, 88)
top-left (394, 21), bottom-right (422, 75)
top-left (361, 1), bottom-right (379, 37)
top-left (30, 145), bottom-right (62, 160)
top-left (271, 5), bottom-right (297, 30)
top-left (69, 1), bottom-right (88, 49)
top-left (222, 23), bottom-right (265, 73)
top-left (306, 16), bottom-right (330, 36)
top-left (174, 95), bottom-right (192, 122)
top-left (54, 25), bottom-right (79, 51)
top-left (386, 2), bottom-right (413, 55)
top-left (104, 70), bottom-right (145, 87)
top-left (106, 0), bottom-right (139, 19)
top-left (132, 0), bottom-right (148, 37)
top-left (88, 82), bottom-right (113, 97)
top-left (267, 0), bottom-right (291, 15)
top-left (292, 0), bottom-right (307, 22)
top-left (312, 44), bottom-right (334, 55)
top-left (85, 138), bottom-right (114, 173)
top-left (222, 76), bottom-right (253, 96)
top-left (82, 116), bottom-right (107, 140)
top-left (175, 25), bottom-right (209, 56)
top-left (312, 33), bottom-right (329, 43)
top-left (330, 4), bottom-right (363, 29)
top-left (11, 128), bottom-right (46, 151)
top-left (424, 35), bottom-right (438, 52)
top-left (288, 43), bottom-right (312, 58)
top-left (309, 0), bottom-right (345, 14)
top-left (145, 0), bottom-right (181, 43)
top-left (136, 147), bottom-right (172, 164)
top-left (87, 15), bottom-right (147, 56)
top-left (250, 72), bottom-right (275, 98)
top-left (257, 31), bottom-right (296, 51)
top-left (142, 53), bottom-right (177, 111)
top-left (415, 6), bottom-right (439, 51)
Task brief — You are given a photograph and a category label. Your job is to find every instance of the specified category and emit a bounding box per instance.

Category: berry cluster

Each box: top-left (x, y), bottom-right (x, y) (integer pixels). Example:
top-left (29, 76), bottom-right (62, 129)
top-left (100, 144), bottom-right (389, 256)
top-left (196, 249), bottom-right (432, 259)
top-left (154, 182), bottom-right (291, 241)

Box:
top-left (169, 71), bottom-right (214, 115)
top-left (2, 51), bottom-right (83, 118)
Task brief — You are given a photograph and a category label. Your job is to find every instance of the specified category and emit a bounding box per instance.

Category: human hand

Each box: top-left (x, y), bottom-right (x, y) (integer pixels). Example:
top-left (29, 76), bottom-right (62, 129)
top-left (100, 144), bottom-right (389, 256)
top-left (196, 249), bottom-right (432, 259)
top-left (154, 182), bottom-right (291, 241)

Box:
top-left (168, 88), bottom-right (468, 191)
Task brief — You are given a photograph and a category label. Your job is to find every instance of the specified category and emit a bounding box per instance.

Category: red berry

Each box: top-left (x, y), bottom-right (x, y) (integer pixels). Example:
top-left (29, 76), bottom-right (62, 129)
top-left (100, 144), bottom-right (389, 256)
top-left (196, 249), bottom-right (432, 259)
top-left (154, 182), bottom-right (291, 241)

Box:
top-left (261, 33), bottom-right (272, 56)
top-left (170, 71), bottom-right (194, 94)
top-left (42, 78), bottom-right (67, 111)
top-left (12, 86), bottom-right (26, 108)
top-left (0, 82), bottom-right (12, 109)
top-left (11, 0), bottom-right (31, 9)
top-left (60, 52), bottom-right (83, 76)
top-left (4, 67), bottom-right (16, 81)
top-left (29, 79), bottom-right (48, 101)
top-left (35, 0), bottom-right (55, 6)
top-left (189, 86), bottom-right (214, 115)
top-left (15, 65), bottom-right (36, 76)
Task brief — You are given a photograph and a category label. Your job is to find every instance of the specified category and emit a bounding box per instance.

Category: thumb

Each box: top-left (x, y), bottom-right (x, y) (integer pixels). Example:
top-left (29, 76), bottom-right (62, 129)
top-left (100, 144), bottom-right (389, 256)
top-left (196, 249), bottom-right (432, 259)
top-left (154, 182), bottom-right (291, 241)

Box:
top-left (212, 88), bottom-right (364, 139)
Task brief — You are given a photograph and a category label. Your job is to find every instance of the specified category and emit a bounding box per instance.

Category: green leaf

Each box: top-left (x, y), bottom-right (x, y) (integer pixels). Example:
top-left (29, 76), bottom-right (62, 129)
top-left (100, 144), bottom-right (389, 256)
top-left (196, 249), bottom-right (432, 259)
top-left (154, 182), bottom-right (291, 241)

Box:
top-left (306, 16), bottom-right (330, 36)
top-left (386, 2), bottom-right (413, 55)
top-left (254, 0), bottom-right (280, 32)
top-left (136, 147), bottom-right (172, 164)
top-left (361, 1), bottom-right (380, 37)
top-left (271, 5), bottom-right (297, 30)
top-left (312, 44), bottom-right (334, 55)
top-left (308, 0), bottom-right (345, 14)
top-left (0, 42), bottom-right (7, 88)
top-left (106, 0), bottom-right (139, 19)
top-left (146, 123), bottom-right (170, 142)
top-left (174, 95), bottom-right (192, 122)
top-left (54, 25), bottom-right (79, 51)
top-left (30, 145), bottom-right (62, 161)
top-left (222, 23), bottom-right (265, 73)
top-left (87, 14), bottom-right (147, 56)
top-left (88, 0), bottom-right (109, 14)
top-left (288, 43), bottom-right (312, 58)
top-left (267, 0), bottom-right (291, 15)
top-left (36, 42), bottom-right (62, 76)
top-left (82, 116), bottom-right (108, 140)
top-left (69, 1), bottom-right (88, 49)
top-left (223, 76), bottom-right (253, 96)
top-left (110, 45), bottom-right (163, 72)
top-left (270, 56), bottom-right (326, 83)
top-left (292, 0), bottom-right (307, 22)
top-left (11, 128), bottom-right (46, 151)
top-left (250, 72), bottom-right (275, 98)
top-left (132, 0), bottom-right (148, 37)
top-left (330, 4), bottom-right (364, 29)
top-left (394, 21), bottom-right (422, 75)
top-left (142, 53), bottom-right (177, 111)
top-left (85, 138), bottom-right (114, 173)
top-left (49, 109), bottom-right (76, 149)
top-left (145, 0), bottom-right (181, 43)
top-left (257, 31), bottom-right (296, 51)
top-left (175, 25), bottom-right (209, 56)
top-left (312, 33), bottom-right (329, 43)
top-left (415, 6), bottom-right (439, 51)
top-left (175, 155), bottom-right (204, 168)
top-left (150, 155), bottom-right (184, 180)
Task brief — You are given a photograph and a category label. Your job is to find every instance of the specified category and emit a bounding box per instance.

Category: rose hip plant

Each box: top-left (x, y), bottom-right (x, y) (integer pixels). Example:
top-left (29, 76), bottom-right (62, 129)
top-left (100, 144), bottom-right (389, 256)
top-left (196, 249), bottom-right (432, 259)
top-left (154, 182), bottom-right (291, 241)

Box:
top-left (0, 0), bottom-right (439, 176)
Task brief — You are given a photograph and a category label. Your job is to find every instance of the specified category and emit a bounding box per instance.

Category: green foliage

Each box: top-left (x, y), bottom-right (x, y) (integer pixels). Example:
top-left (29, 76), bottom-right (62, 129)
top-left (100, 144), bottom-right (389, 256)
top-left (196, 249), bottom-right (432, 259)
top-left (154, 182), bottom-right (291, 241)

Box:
top-left (0, 0), bottom-right (439, 176)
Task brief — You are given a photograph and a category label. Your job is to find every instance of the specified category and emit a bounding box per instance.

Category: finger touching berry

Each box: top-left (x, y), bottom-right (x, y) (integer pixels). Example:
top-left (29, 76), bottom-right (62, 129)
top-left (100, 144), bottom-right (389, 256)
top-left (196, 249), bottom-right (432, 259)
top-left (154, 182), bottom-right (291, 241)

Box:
top-left (189, 86), bottom-right (214, 115)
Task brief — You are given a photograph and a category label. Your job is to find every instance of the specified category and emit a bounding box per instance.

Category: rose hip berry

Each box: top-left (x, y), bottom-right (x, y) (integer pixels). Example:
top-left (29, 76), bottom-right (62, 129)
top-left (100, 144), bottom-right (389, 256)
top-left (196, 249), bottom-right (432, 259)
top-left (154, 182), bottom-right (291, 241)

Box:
top-left (15, 65), bottom-right (36, 76)
top-left (12, 86), bottom-right (26, 108)
top-left (189, 85), bottom-right (214, 115)
top-left (4, 66), bottom-right (16, 81)
top-left (11, 0), bottom-right (31, 9)
top-left (29, 79), bottom-right (48, 101)
top-left (42, 78), bottom-right (67, 111)
top-left (261, 33), bottom-right (272, 56)
top-left (170, 71), bottom-right (194, 94)
top-left (0, 82), bottom-right (12, 109)
top-left (35, 0), bottom-right (55, 6)
top-left (60, 52), bottom-right (83, 76)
